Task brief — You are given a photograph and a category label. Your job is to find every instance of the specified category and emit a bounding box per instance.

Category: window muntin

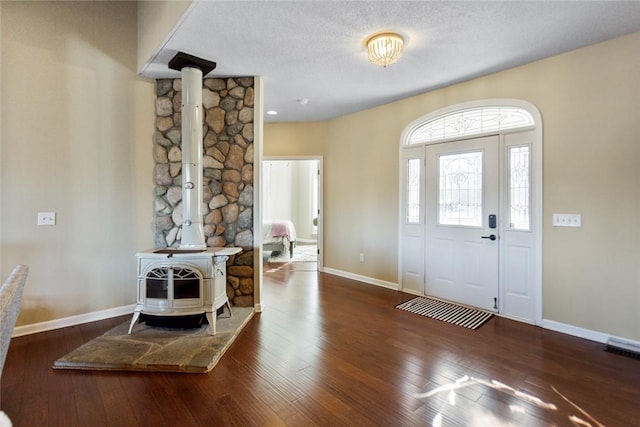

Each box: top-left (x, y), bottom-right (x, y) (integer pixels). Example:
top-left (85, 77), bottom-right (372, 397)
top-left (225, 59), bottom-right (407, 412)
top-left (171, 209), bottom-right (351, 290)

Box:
top-left (408, 106), bottom-right (534, 145)
top-left (439, 151), bottom-right (483, 227)
top-left (508, 145), bottom-right (531, 230)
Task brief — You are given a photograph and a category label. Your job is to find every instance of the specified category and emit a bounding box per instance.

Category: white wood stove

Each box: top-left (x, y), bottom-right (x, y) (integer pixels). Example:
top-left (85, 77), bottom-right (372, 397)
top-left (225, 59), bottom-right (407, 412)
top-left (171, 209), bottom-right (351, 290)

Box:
top-left (128, 247), bottom-right (240, 335)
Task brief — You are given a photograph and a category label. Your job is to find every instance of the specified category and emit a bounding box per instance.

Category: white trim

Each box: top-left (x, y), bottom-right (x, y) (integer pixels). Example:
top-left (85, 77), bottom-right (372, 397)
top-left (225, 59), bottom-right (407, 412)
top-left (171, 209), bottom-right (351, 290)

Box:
top-left (12, 304), bottom-right (136, 338)
top-left (254, 76), bottom-right (265, 313)
top-left (542, 319), bottom-right (640, 348)
top-left (322, 267), bottom-right (398, 291)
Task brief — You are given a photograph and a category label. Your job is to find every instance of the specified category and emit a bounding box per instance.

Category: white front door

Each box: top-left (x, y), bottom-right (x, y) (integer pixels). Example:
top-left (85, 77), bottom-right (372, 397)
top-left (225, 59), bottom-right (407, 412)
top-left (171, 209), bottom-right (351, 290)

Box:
top-left (425, 135), bottom-right (500, 311)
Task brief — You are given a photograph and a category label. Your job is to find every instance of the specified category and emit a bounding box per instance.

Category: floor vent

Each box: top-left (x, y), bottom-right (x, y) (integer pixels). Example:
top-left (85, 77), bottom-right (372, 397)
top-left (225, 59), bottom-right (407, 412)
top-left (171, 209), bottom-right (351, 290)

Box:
top-left (605, 338), bottom-right (640, 360)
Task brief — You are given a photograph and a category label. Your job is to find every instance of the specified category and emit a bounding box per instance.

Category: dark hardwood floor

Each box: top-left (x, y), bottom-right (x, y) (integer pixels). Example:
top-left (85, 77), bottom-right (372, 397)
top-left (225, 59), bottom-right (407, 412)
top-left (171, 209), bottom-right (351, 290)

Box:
top-left (2, 269), bottom-right (639, 426)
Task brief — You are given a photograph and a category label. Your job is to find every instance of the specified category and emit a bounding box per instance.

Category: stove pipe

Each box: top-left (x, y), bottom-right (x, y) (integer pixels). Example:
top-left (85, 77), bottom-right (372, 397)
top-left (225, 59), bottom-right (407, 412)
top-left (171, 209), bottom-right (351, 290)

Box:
top-left (168, 52), bottom-right (217, 250)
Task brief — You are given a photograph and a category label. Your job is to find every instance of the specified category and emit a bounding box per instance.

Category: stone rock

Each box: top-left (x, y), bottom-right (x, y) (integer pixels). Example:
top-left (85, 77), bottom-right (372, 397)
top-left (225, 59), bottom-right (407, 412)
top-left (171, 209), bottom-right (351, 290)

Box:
top-left (238, 208), bottom-right (252, 229)
top-left (171, 201), bottom-right (183, 226)
top-left (206, 146), bottom-right (225, 163)
top-left (169, 162), bottom-right (182, 177)
top-left (224, 145), bottom-right (244, 171)
top-left (173, 112), bottom-right (181, 128)
top-left (233, 251), bottom-right (252, 266)
top-left (165, 227), bottom-right (179, 246)
top-left (166, 128), bottom-right (181, 145)
top-left (227, 275), bottom-right (240, 290)
top-left (168, 146), bottom-right (182, 162)
top-left (237, 77), bottom-right (254, 87)
top-left (203, 185), bottom-right (213, 203)
top-left (154, 164), bottom-right (173, 186)
top-left (155, 186), bottom-right (167, 196)
top-left (204, 131), bottom-right (217, 148)
top-left (203, 155), bottom-right (223, 169)
top-left (220, 96), bottom-right (236, 112)
top-left (232, 295), bottom-right (254, 307)
top-left (244, 87), bottom-right (254, 107)
top-left (223, 182), bottom-right (239, 200)
top-left (242, 123), bottom-right (253, 142)
top-left (205, 107), bottom-right (225, 134)
top-left (156, 116), bottom-right (174, 132)
top-left (155, 215), bottom-right (174, 232)
top-left (225, 110), bottom-right (238, 126)
top-left (172, 92), bottom-right (182, 113)
top-left (209, 194), bottom-right (228, 210)
top-left (239, 107), bottom-right (253, 124)
top-left (153, 145), bottom-right (168, 163)
top-left (204, 78), bottom-right (226, 91)
top-left (222, 203), bottom-right (239, 223)
top-left (204, 209), bottom-right (222, 225)
top-left (222, 169), bottom-right (241, 183)
top-left (202, 89), bottom-right (220, 109)
top-left (224, 223), bottom-right (236, 243)
top-left (156, 79), bottom-right (172, 96)
top-left (166, 186), bottom-right (182, 205)
top-left (155, 97), bottom-right (173, 117)
top-left (244, 144), bottom-right (254, 164)
top-left (226, 78), bottom-right (238, 90)
top-left (233, 134), bottom-right (247, 148)
top-left (239, 278), bottom-right (253, 294)
top-left (207, 235), bottom-right (226, 247)
top-left (154, 131), bottom-right (171, 147)
top-left (229, 86), bottom-right (245, 99)
top-left (216, 140), bottom-right (230, 156)
top-left (241, 164), bottom-right (253, 183)
top-left (154, 196), bottom-right (170, 214)
top-left (203, 224), bottom-right (216, 237)
top-left (228, 265), bottom-right (252, 278)
top-left (209, 179), bottom-right (222, 195)
top-left (172, 79), bottom-right (181, 92)
top-left (239, 185), bottom-right (253, 207)
top-left (204, 168), bottom-right (222, 180)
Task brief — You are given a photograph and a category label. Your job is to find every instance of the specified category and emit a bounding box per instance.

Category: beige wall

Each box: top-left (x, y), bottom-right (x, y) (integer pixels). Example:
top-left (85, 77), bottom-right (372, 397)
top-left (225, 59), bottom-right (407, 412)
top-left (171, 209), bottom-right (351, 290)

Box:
top-left (137, 0), bottom-right (192, 73)
top-left (264, 32), bottom-right (640, 341)
top-left (1, 1), bottom-right (155, 325)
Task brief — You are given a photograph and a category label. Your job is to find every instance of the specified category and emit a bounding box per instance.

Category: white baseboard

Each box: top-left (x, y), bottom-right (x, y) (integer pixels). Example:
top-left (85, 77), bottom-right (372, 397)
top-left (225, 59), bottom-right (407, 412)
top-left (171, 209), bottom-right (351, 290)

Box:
top-left (322, 267), bottom-right (398, 291)
top-left (13, 304), bottom-right (136, 338)
top-left (542, 319), bottom-right (640, 347)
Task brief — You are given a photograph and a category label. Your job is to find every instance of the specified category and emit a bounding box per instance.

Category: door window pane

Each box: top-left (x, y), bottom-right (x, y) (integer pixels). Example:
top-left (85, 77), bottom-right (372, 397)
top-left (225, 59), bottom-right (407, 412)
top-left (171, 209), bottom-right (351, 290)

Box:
top-left (439, 151), bottom-right (483, 227)
top-left (508, 145), bottom-right (531, 230)
top-left (406, 158), bottom-right (421, 223)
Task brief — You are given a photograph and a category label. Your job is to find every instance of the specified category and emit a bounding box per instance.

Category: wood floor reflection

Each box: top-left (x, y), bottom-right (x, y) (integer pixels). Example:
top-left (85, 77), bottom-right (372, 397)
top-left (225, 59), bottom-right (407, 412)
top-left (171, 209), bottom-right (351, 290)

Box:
top-left (3, 269), bottom-right (639, 426)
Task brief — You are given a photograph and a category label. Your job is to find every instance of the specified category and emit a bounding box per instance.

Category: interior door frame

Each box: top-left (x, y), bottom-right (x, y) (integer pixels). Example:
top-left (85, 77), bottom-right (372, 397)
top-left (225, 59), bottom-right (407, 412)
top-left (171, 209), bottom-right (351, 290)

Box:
top-left (398, 99), bottom-right (543, 325)
top-left (261, 156), bottom-right (324, 273)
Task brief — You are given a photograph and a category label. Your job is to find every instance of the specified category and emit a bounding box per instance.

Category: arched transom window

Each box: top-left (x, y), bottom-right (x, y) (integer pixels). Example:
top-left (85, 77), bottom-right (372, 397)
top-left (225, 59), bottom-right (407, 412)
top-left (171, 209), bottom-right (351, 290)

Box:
top-left (406, 106), bottom-right (534, 145)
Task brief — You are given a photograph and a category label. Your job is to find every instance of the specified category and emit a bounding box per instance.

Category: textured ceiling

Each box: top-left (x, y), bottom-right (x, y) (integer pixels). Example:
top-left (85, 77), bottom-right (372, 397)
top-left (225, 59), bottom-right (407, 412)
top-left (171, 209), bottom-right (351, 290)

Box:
top-left (141, 1), bottom-right (640, 122)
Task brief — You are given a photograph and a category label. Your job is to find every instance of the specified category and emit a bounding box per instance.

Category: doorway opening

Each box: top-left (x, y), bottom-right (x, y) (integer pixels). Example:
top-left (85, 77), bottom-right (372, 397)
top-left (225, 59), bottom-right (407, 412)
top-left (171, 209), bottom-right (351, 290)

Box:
top-left (262, 157), bottom-right (322, 272)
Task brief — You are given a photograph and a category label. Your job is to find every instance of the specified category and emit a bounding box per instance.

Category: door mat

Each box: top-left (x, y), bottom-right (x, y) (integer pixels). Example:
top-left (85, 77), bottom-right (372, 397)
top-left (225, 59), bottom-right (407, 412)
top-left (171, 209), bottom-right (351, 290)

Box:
top-left (396, 297), bottom-right (493, 330)
top-left (53, 307), bottom-right (254, 373)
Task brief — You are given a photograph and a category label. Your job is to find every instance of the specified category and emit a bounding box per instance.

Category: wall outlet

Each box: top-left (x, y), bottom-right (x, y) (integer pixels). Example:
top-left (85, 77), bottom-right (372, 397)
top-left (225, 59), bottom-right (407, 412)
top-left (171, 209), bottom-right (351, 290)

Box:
top-left (359, 253), bottom-right (365, 262)
top-left (552, 213), bottom-right (581, 227)
top-left (37, 212), bottom-right (56, 226)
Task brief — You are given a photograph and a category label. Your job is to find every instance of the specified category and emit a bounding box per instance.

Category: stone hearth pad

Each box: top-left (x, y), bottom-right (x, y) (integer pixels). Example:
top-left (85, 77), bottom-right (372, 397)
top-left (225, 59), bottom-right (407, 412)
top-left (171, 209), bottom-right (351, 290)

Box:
top-left (53, 307), bottom-right (254, 373)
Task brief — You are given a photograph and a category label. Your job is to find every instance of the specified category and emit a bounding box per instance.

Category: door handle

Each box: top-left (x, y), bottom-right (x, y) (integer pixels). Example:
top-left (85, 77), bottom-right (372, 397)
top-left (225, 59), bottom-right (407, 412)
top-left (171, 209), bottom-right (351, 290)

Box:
top-left (481, 234), bottom-right (497, 241)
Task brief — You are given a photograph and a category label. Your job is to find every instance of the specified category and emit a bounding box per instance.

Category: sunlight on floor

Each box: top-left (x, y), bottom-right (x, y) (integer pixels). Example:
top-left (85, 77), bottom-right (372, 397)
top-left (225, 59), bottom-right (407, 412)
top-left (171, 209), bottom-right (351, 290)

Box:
top-left (416, 375), bottom-right (603, 427)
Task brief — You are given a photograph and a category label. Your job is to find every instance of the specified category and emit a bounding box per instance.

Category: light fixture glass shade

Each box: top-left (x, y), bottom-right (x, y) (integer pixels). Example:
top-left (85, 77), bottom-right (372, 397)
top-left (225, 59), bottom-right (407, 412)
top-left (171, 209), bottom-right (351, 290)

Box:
top-left (367, 32), bottom-right (404, 67)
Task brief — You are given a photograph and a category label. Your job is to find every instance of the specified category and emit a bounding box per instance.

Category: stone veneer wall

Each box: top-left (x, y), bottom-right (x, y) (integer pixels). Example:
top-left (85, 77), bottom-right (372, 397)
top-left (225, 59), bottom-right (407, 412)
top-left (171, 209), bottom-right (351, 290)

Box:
top-left (152, 77), bottom-right (255, 307)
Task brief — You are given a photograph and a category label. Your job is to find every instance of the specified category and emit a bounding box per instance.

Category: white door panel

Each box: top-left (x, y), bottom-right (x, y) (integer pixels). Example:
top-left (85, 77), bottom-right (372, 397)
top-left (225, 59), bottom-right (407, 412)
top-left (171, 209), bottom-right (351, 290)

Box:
top-left (425, 136), bottom-right (500, 311)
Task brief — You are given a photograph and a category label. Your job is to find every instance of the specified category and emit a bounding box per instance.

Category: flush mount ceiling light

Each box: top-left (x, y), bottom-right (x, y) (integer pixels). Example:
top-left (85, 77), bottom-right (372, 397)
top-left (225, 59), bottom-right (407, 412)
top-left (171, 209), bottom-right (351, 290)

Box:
top-left (366, 32), bottom-right (404, 67)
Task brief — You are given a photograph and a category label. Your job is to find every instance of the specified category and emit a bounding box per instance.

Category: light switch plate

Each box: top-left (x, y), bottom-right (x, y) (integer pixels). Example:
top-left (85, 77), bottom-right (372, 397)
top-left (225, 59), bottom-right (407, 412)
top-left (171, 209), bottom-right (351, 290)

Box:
top-left (37, 212), bottom-right (56, 226)
top-left (552, 213), bottom-right (581, 227)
